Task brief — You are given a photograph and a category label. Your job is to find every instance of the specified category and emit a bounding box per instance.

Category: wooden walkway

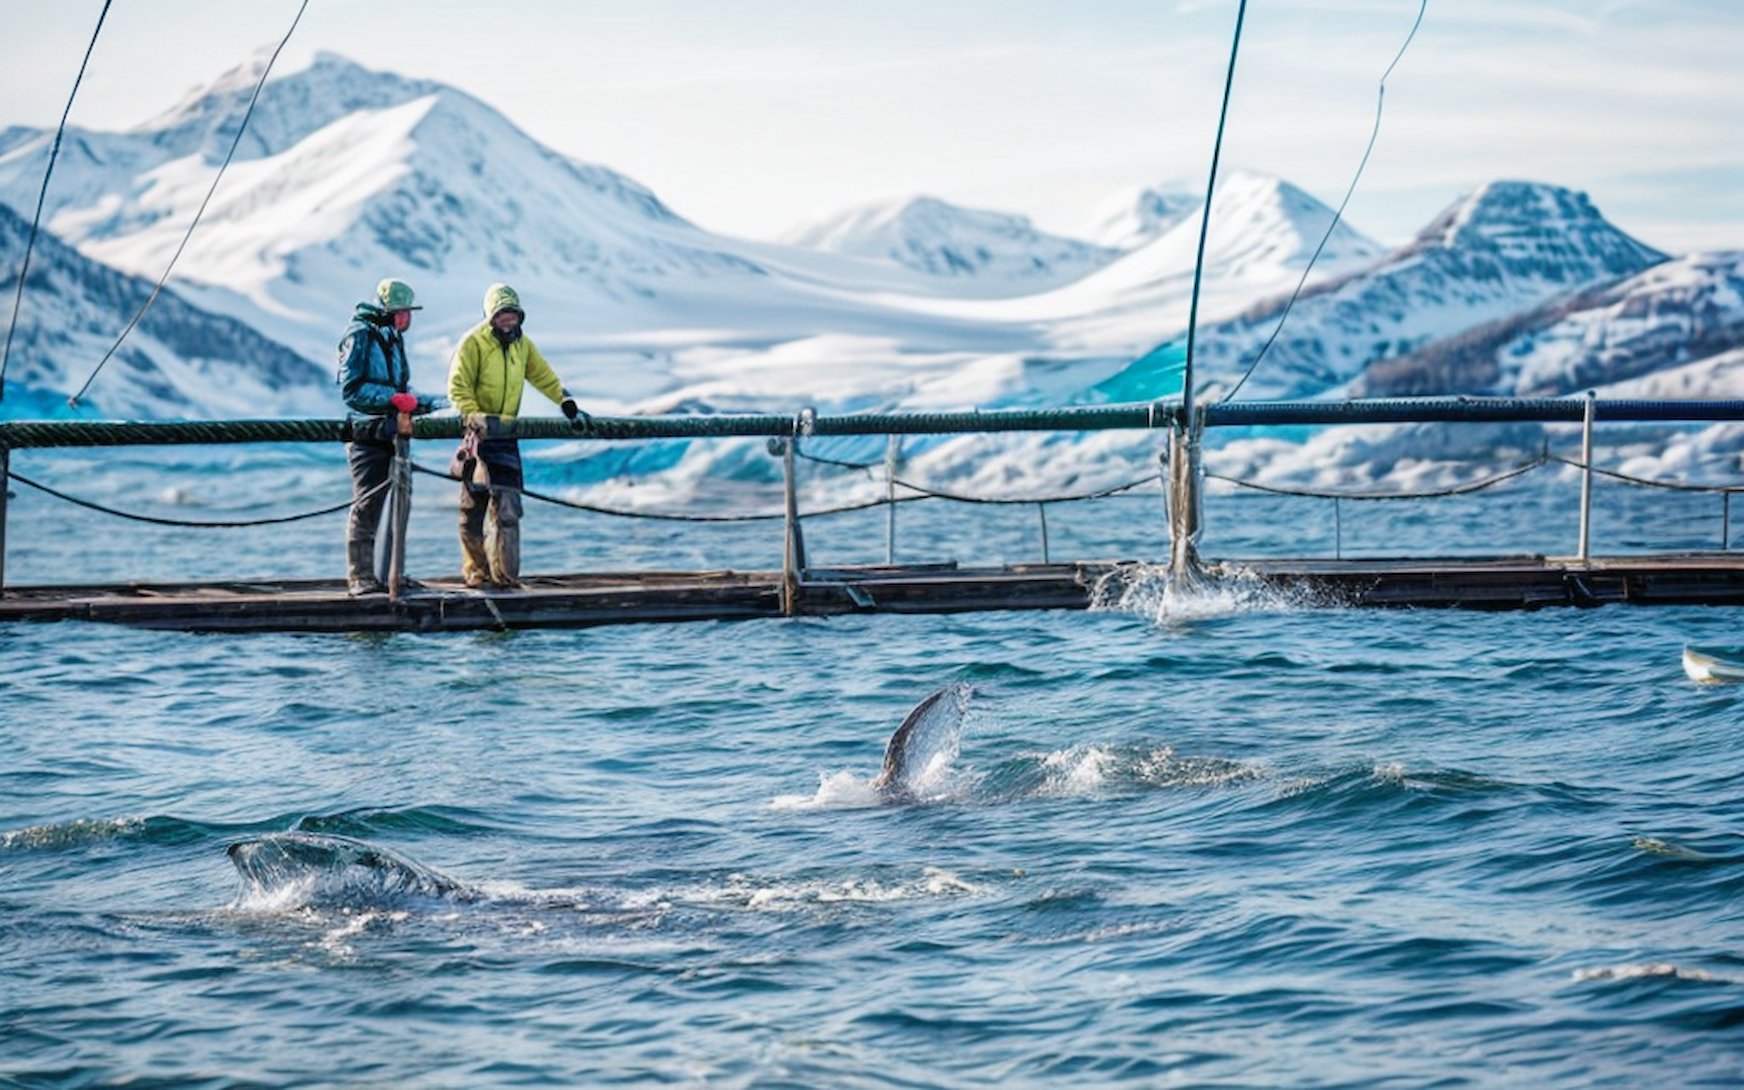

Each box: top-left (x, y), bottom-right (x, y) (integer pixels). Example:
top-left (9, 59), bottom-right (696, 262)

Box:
top-left (4, 554), bottom-right (1744, 632)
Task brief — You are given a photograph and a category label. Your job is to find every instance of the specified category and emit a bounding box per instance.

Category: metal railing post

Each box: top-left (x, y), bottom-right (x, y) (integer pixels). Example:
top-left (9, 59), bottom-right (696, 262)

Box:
top-left (1578, 391), bottom-right (1596, 563)
top-left (386, 411), bottom-right (413, 600)
top-left (1157, 441), bottom-right (1171, 545)
top-left (885, 433), bottom-right (898, 565)
top-left (1037, 502), bottom-right (1050, 563)
top-left (1725, 492), bottom-right (1733, 551)
top-left (780, 409), bottom-right (814, 616)
top-left (1168, 407), bottom-right (1206, 583)
top-left (1334, 497), bottom-right (1343, 561)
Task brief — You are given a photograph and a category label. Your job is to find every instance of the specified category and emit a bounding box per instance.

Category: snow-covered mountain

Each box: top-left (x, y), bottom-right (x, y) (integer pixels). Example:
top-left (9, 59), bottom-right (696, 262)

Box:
top-left (0, 54), bottom-right (752, 338)
top-left (0, 52), bottom-right (1042, 411)
top-left (781, 195), bottom-right (1119, 292)
top-left (2, 49), bottom-right (1736, 488)
top-left (1353, 251), bottom-right (1744, 398)
top-left (1181, 181), bottom-right (1668, 400)
top-left (1017, 171), bottom-right (1386, 367)
top-left (0, 57), bottom-right (1393, 425)
top-left (0, 200), bottom-right (326, 418)
top-left (1078, 183), bottom-right (1202, 251)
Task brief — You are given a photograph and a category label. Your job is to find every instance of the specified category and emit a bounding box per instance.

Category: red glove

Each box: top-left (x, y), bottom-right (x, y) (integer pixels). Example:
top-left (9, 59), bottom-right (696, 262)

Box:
top-left (390, 393), bottom-right (418, 413)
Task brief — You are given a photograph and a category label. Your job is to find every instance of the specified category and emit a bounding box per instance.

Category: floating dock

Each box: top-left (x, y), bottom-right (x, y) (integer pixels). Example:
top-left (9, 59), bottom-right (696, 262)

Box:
top-left (9, 399), bottom-right (1744, 632)
top-left (4, 554), bottom-right (1744, 632)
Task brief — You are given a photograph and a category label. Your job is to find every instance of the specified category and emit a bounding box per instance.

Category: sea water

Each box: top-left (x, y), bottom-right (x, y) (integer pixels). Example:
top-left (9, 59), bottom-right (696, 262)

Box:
top-left (3, 444), bottom-right (1743, 1088)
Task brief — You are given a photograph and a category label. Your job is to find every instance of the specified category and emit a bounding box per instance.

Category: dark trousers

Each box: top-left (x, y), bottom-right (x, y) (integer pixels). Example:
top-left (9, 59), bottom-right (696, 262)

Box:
top-left (346, 438), bottom-right (394, 585)
top-left (458, 439), bottom-right (526, 584)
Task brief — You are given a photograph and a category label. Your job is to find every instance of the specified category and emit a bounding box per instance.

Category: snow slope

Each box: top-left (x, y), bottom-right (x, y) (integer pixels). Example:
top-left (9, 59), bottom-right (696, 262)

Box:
top-left (0, 200), bottom-right (326, 418)
top-left (1181, 181), bottom-right (1670, 400)
top-left (1077, 183), bottom-right (1203, 251)
top-left (1354, 251), bottom-right (1744, 398)
top-left (782, 195), bottom-right (1120, 293)
top-left (3, 53), bottom-right (1737, 488)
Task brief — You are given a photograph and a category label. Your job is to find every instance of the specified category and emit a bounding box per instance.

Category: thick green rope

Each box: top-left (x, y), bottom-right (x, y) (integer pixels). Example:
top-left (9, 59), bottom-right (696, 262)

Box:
top-left (8, 399), bottom-right (1744, 450)
top-left (0, 405), bottom-right (1174, 449)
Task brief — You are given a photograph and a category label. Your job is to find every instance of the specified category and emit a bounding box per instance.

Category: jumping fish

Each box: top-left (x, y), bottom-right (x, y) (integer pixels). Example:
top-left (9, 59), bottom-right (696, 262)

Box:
top-left (871, 683), bottom-right (970, 799)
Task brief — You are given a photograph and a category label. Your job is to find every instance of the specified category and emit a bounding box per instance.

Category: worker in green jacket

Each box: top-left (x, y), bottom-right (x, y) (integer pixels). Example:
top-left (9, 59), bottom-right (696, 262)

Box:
top-left (447, 283), bottom-right (588, 588)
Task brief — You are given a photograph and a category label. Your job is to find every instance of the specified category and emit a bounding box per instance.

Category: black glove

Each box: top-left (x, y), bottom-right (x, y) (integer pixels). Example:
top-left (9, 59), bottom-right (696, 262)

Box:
top-left (561, 398), bottom-right (593, 432)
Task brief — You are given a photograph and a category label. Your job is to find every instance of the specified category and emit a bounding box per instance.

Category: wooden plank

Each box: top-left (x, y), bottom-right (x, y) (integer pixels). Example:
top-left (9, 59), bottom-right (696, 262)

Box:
top-left (7, 556), bottom-right (1744, 632)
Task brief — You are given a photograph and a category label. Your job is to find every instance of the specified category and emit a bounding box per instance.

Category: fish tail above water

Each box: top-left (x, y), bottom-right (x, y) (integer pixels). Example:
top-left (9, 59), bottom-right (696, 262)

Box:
top-left (872, 683), bottom-right (971, 799)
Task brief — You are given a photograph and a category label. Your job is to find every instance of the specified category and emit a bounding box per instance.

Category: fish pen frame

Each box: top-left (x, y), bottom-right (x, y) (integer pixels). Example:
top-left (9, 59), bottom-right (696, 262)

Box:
top-left (7, 395), bottom-right (1744, 623)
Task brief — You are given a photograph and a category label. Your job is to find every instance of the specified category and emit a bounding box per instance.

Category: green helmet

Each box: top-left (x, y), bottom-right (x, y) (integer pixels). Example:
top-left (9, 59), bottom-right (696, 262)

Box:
top-left (375, 277), bottom-right (421, 312)
top-left (483, 283), bottom-right (523, 320)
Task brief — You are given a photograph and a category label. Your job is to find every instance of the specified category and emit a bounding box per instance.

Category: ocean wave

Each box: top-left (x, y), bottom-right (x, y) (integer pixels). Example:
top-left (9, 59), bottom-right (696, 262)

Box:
top-left (0, 814), bottom-right (243, 852)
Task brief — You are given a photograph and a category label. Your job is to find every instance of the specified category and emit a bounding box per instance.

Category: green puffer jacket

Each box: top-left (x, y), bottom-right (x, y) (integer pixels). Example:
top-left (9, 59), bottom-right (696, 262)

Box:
top-left (447, 323), bottom-right (566, 419)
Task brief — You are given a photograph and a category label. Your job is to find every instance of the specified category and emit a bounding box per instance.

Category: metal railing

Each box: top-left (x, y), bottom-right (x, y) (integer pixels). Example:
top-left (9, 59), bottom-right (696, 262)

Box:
top-left (7, 395), bottom-right (1744, 606)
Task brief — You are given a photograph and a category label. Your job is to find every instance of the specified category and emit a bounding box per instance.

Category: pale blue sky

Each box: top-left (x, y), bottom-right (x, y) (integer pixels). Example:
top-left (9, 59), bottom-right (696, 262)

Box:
top-left (2, 0), bottom-right (1739, 251)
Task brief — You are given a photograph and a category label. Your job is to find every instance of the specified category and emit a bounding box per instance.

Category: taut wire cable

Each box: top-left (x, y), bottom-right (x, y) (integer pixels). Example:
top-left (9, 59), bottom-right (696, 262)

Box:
top-left (0, 0), bottom-right (113, 402)
top-left (68, 0), bottom-right (310, 409)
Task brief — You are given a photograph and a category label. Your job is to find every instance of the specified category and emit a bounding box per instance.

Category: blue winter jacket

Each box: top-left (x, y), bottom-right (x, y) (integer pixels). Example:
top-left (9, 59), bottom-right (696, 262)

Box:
top-left (337, 301), bottom-right (444, 417)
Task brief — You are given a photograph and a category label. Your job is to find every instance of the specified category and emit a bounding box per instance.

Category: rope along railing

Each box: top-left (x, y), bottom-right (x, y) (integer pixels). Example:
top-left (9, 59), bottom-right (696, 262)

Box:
top-left (16, 439), bottom-right (1742, 528)
top-left (408, 461), bottom-right (907, 523)
top-left (1545, 453), bottom-right (1744, 494)
top-left (1206, 456), bottom-right (1549, 501)
top-left (5, 471), bottom-right (388, 528)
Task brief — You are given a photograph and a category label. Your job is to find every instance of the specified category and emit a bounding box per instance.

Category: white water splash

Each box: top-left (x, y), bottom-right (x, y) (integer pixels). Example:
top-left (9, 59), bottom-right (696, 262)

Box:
top-left (1090, 562), bottom-right (1335, 625)
top-left (231, 874), bottom-right (322, 915)
top-left (1572, 963), bottom-right (1723, 984)
top-left (1039, 744), bottom-right (1118, 796)
top-left (316, 908), bottom-right (409, 956)
top-left (771, 760), bottom-right (972, 810)
top-left (773, 686), bottom-right (972, 809)
top-left (770, 770), bottom-right (886, 811)
top-left (1028, 744), bottom-right (1264, 798)
top-left (678, 868), bottom-right (984, 911)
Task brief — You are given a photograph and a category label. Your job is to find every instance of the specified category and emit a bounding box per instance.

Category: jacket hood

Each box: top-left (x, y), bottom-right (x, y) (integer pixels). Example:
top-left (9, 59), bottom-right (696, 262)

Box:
top-left (352, 301), bottom-right (394, 325)
top-left (483, 283), bottom-right (524, 320)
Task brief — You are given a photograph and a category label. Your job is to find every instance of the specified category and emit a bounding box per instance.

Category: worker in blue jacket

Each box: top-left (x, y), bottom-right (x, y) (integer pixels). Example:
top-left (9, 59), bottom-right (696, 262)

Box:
top-left (336, 278), bottom-right (443, 595)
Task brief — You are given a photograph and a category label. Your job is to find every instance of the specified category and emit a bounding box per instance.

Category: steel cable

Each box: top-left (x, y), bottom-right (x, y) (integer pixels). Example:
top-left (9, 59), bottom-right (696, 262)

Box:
top-left (68, 0), bottom-right (310, 408)
top-left (1222, 0), bottom-right (1429, 404)
top-left (1206, 455), bottom-right (1545, 501)
top-left (0, 0), bottom-right (113, 401)
top-left (4, 468), bottom-right (384, 528)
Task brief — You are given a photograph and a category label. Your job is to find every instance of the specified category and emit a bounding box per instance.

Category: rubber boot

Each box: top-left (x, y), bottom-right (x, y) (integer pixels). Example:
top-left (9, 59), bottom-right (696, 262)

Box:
top-left (347, 537), bottom-right (384, 595)
top-left (486, 488), bottom-right (524, 587)
top-left (458, 485), bottom-right (491, 587)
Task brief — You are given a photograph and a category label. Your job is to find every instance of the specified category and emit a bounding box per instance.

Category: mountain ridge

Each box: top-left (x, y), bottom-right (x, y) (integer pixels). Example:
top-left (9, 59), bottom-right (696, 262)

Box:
top-left (1, 52), bottom-right (1737, 489)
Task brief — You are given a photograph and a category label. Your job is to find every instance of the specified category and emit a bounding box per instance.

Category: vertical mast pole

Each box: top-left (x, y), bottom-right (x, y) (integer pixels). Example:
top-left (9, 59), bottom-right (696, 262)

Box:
top-left (1172, 0), bottom-right (1248, 582)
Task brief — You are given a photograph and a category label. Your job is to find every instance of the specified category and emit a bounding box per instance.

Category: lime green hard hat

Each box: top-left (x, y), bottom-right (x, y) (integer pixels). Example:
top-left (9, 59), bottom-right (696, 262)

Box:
top-left (375, 278), bottom-right (421, 312)
top-left (483, 283), bottom-right (523, 319)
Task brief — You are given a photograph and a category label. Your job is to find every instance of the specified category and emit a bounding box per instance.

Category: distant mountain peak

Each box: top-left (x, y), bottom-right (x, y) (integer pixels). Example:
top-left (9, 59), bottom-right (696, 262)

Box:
top-left (1182, 169), bottom-right (1381, 276)
top-left (1081, 182), bottom-right (1201, 250)
top-left (782, 193), bottom-right (1117, 287)
top-left (134, 51), bottom-right (443, 159)
top-left (1179, 178), bottom-right (1671, 400)
top-left (1405, 179), bottom-right (1665, 275)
